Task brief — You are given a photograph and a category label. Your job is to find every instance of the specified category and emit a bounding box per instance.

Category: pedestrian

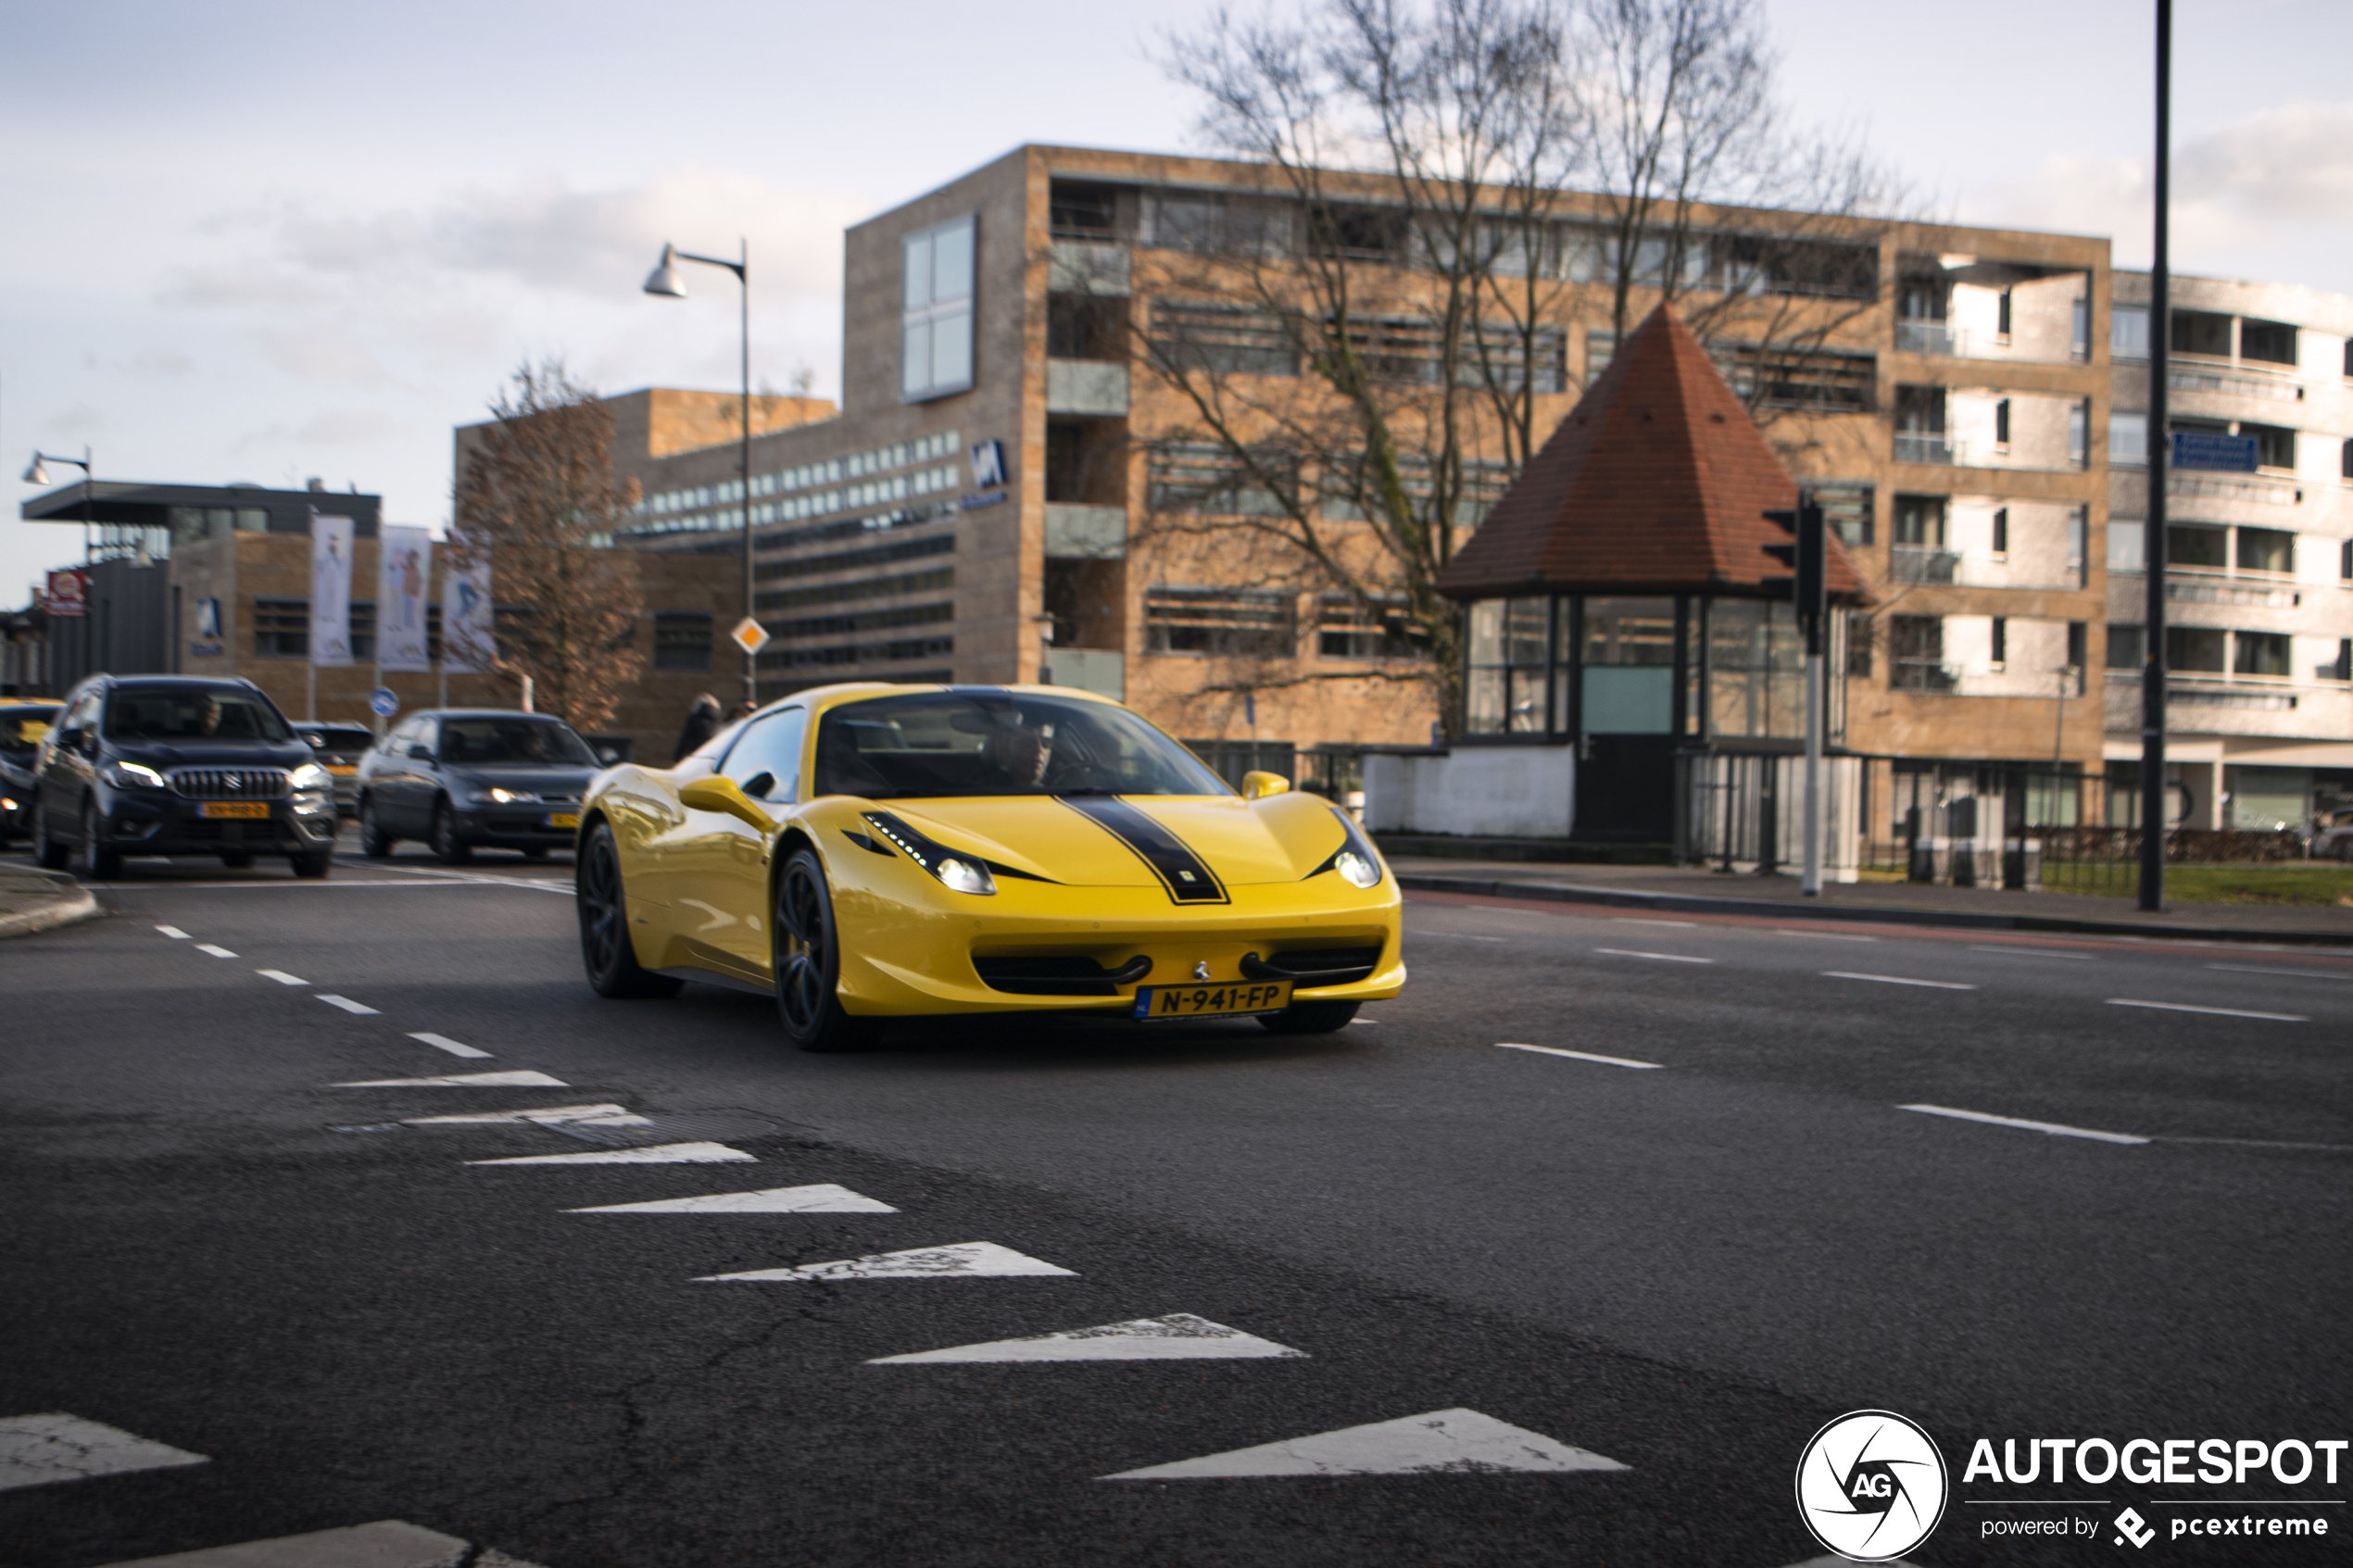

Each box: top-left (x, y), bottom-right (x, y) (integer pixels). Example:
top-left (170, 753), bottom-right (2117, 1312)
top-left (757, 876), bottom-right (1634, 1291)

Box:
top-left (673, 694), bottom-right (723, 763)
top-left (728, 698), bottom-right (759, 721)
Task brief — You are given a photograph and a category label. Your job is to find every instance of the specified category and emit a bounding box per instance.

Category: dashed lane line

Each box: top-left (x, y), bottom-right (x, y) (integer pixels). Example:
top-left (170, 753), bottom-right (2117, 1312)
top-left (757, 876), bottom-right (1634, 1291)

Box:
top-left (2106, 998), bottom-right (2308, 1022)
top-left (1776, 928), bottom-right (1876, 941)
top-left (1615, 917), bottom-right (1697, 927)
top-left (333, 1071), bottom-right (566, 1088)
top-left (1592, 948), bottom-right (1713, 964)
top-left (2205, 963), bottom-right (2353, 983)
top-left (1496, 1042), bottom-right (1664, 1070)
top-left (0, 1413), bottom-right (208, 1492)
top-left (409, 1031), bottom-right (492, 1059)
top-left (1969, 945), bottom-right (2095, 960)
top-left (1900, 1103), bottom-right (2149, 1146)
top-left (406, 1102), bottom-right (644, 1128)
top-left (195, 945), bottom-right (236, 959)
top-left (154, 925), bottom-right (190, 939)
top-left (567, 1184), bottom-right (896, 1214)
top-left (1825, 972), bottom-right (1977, 990)
top-left (468, 1141), bottom-right (754, 1166)
top-left (256, 969), bottom-right (308, 986)
top-left (316, 995), bottom-right (379, 1016)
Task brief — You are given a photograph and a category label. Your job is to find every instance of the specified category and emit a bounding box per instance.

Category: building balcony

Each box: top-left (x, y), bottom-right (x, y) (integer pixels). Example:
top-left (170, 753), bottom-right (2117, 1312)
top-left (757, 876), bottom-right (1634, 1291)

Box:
top-left (1894, 433), bottom-right (1953, 465)
top-left (1043, 504), bottom-right (1127, 559)
top-left (1890, 547), bottom-right (2083, 590)
top-left (1041, 646), bottom-right (1125, 699)
top-left (1894, 319), bottom-right (2087, 365)
top-left (1046, 359), bottom-right (1129, 417)
top-left (2167, 472), bottom-right (2301, 508)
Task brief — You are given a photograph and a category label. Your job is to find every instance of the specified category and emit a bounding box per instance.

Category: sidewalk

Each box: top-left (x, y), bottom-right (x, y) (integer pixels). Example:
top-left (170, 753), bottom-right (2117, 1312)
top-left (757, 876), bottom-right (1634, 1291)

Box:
top-left (0, 864), bottom-right (102, 940)
top-left (1389, 856), bottom-right (2353, 947)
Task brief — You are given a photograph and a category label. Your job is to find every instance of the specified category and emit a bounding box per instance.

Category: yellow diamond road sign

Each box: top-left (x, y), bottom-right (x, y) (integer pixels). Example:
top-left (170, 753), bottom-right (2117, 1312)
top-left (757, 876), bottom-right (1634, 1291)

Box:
top-left (731, 617), bottom-right (770, 657)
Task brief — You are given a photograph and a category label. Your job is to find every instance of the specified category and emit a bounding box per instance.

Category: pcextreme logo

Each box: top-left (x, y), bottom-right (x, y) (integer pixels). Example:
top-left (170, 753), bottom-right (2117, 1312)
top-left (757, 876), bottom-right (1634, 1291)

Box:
top-left (1795, 1410), bottom-right (1950, 1562)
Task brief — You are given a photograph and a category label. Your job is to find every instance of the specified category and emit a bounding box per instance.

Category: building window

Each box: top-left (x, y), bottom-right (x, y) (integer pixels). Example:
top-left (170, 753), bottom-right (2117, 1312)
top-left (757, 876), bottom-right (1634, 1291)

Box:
top-left (2165, 626), bottom-right (2226, 672)
top-left (1463, 597), bottom-right (1556, 734)
top-left (2243, 421), bottom-right (2296, 471)
top-left (1048, 293), bottom-right (1126, 361)
top-left (1148, 302), bottom-right (1299, 377)
top-left (653, 612), bottom-right (713, 672)
top-left (1991, 507), bottom-right (2009, 556)
top-left (901, 214), bottom-right (975, 403)
top-left (1995, 289), bottom-right (2013, 339)
top-left (1151, 191), bottom-right (1292, 257)
top-left (2233, 631), bottom-right (2291, 677)
top-left (2239, 318), bottom-right (2296, 366)
top-left (2330, 639), bottom-right (2352, 682)
top-left (2235, 527), bottom-right (2295, 574)
top-left (2107, 623), bottom-right (2144, 669)
top-left (2111, 305), bottom-right (2149, 361)
top-left (1994, 398), bottom-right (2012, 449)
top-left (1144, 586), bottom-right (1294, 657)
top-left (2167, 525), bottom-right (2227, 570)
top-left (2068, 399), bottom-right (2089, 468)
top-left (1049, 181), bottom-right (1120, 239)
top-left (1989, 616), bottom-right (2007, 667)
top-left (2108, 520), bottom-right (2146, 573)
top-left (1811, 482), bottom-right (1874, 546)
top-left (1719, 346), bottom-right (1874, 411)
top-left (1146, 444), bottom-right (1293, 516)
top-left (1888, 614), bottom-right (1951, 692)
top-left (2343, 540), bottom-right (2353, 580)
top-left (2067, 621), bottom-right (2087, 671)
top-left (2109, 411), bottom-right (2148, 466)
top-left (2343, 438), bottom-right (2352, 481)
top-left (1893, 495), bottom-right (1948, 547)
top-left (1316, 595), bottom-right (1416, 659)
top-left (252, 598), bottom-right (308, 658)
top-left (1585, 329), bottom-right (1617, 387)
top-left (2071, 297), bottom-right (2089, 359)
top-left (2171, 309), bottom-right (2231, 358)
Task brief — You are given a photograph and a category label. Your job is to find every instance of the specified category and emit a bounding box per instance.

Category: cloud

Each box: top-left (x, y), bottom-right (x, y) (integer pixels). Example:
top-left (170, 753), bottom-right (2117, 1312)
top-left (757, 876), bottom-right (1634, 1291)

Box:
top-left (2176, 100), bottom-right (2353, 222)
top-left (233, 408), bottom-right (409, 452)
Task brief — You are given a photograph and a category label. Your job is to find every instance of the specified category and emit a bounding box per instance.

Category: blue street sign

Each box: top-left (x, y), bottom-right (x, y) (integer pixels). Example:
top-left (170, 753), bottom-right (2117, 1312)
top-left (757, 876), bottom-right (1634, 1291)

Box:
top-left (369, 687), bottom-right (400, 718)
top-left (2171, 431), bottom-right (2259, 473)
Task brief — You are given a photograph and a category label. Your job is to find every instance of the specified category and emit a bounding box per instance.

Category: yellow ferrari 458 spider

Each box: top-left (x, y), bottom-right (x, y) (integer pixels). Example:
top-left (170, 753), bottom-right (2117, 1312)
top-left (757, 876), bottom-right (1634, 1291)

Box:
top-left (574, 683), bottom-right (1404, 1050)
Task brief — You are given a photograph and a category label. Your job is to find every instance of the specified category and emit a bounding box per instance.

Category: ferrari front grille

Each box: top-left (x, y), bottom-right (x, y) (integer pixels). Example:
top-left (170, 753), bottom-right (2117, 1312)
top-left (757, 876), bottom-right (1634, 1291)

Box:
top-left (973, 955), bottom-right (1154, 997)
top-left (170, 768), bottom-right (291, 800)
top-left (1242, 946), bottom-right (1384, 985)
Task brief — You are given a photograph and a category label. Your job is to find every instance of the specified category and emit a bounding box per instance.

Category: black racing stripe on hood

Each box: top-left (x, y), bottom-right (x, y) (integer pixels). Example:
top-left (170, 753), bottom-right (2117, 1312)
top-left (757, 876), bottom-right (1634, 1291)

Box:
top-left (1055, 796), bottom-right (1229, 904)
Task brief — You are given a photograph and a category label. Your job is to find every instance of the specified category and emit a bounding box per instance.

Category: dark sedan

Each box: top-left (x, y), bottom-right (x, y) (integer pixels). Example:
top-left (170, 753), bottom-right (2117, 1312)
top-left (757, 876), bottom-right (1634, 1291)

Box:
top-left (357, 709), bottom-right (602, 863)
top-left (0, 701), bottom-right (63, 843)
top-left (296, 721), bottom-right (376, 820)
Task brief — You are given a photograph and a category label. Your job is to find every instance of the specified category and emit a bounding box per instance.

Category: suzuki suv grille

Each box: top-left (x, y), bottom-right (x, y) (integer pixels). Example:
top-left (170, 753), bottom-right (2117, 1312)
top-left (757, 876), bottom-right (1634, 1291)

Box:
top-left (170, 768), bottom-right (292, 799)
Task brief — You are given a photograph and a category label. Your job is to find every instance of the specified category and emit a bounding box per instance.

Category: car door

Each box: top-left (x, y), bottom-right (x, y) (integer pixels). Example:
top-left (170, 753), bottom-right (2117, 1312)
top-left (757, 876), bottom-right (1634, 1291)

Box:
top-left (661, 706), bottom-right (808, 976)
top-left (40, 689), bottom-right (101, 838)
top-left (380, 718), bottom-right (434, 832)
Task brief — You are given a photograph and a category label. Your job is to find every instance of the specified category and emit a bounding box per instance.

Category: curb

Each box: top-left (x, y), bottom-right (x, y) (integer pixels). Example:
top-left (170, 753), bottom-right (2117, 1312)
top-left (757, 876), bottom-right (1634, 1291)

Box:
top-left (1396, 873), bottom-right (2353, 948)
top-left (0, 869), bottom-right (103, 940)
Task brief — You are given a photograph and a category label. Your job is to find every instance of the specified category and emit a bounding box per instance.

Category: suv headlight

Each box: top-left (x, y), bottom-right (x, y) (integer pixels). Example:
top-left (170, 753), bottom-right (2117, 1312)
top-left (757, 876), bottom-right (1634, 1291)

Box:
top-left (289, 762), bottom-right (333, 791)
top-left (469, 786), bottom-right (541, 804)
top-left (103, 759), bottom-right (168, 790)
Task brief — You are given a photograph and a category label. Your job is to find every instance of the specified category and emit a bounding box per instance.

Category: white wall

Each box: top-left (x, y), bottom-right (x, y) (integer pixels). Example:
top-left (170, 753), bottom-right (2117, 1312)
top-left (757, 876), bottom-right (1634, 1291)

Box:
top-left (1363, 746), bottom-right (1575, 839)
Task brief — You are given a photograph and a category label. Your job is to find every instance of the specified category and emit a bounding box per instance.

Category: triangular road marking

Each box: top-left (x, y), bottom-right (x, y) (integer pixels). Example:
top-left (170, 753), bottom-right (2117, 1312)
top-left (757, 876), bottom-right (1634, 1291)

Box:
top-left (568, 1184), bottom-right (896, 1214)
top-left (333, 1071), bottom-right (568, 1088)
top-left (81, 1520), bottom-right (555, 1568)
top-left (0, 1412), bottom-right (209, 1492)
top-left (468, 1142), bottom-right (753, 1166)
top-left (1100, 1407), bottom-right (1629, 1478)
top-left (406, 1103), bottom-right (646, 1126)
top-left (701, 1241), bottom-right (1073, 1283)
top-left (871, 1311), bottom-right (1301, 1363)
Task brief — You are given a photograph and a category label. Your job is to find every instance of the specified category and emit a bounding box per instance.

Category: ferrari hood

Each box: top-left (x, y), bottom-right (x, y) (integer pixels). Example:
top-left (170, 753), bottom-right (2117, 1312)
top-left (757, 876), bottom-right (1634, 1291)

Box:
top-left (877, 793), bottom-right (1348, 891)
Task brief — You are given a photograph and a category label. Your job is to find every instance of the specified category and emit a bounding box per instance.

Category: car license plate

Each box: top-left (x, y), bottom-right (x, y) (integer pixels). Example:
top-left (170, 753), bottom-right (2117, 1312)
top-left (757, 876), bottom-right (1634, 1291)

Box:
top-left (1132, 981), bottom-right (1291, 1021)
top-left (326, 764), bottom-right (358, 776)
top-left (201, 801), bottom-right (271, 819)
top-left (547, 812), bottom-right (579, 829)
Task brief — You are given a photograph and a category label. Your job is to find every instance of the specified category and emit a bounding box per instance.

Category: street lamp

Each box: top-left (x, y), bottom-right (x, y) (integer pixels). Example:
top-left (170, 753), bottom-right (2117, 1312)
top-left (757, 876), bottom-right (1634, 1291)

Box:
top-left (643, 240), bottom-right (756, 709)
top-left (22, 449), bottom-right (95, 564)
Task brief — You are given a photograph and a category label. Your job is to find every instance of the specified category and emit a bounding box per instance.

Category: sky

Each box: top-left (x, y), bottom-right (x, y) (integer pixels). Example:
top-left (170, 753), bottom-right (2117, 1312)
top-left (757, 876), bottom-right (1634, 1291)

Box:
top-left (3, 0), bottom-right (2348, 604)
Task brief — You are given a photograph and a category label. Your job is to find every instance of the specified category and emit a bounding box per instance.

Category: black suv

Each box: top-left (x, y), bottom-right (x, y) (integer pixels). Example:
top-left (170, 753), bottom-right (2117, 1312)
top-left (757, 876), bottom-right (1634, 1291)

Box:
top-left (32, 675), bottom-right (338, 878)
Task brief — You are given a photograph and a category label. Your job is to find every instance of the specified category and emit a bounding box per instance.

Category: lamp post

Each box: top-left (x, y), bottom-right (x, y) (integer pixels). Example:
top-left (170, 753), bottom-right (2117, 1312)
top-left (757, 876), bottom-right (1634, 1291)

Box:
top-left (643, 240), bottom-right (756, 709)
top-left (22, 449), bottom-right (94, 563)
top-left (2139, 0), bottom-right (2171, 909)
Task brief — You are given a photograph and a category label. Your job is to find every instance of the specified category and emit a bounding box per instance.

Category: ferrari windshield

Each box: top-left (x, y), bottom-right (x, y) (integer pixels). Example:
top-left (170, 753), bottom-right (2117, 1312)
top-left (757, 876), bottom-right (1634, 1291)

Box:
top-left (812, 691), bottom-right (1230, 799)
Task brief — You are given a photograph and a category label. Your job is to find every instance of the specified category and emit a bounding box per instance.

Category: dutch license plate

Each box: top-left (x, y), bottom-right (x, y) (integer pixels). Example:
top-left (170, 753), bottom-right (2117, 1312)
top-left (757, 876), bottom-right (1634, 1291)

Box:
top-left (326, 764), bottom-right (358, 776)
top-left (1133, 981), bottom-right (1291, 1021)
top-left (201, 801), bottom-right (270, 819)
top-left (547, 812), bottom-right (580, 830)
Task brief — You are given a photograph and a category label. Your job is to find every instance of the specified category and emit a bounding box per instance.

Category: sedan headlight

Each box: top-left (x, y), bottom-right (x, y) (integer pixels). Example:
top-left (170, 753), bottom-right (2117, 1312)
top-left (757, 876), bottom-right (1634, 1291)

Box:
top-left (469, 786), bottom-right (541, 804)
top-left (103, 759), bottom-right (168, 790)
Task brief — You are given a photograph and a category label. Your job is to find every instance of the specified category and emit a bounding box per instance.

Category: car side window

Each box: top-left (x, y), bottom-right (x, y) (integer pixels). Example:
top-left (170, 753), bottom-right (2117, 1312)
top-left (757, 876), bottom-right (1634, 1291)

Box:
top-left (718, 708), bottom-right (809, 803)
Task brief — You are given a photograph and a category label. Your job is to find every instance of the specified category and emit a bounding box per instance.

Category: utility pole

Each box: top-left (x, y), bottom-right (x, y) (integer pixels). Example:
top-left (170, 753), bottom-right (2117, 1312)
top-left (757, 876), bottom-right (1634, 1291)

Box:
top-left (1764, 492), bottom-right (1829, 895)
top-left (2139, 0), bottom-right (2171, 910)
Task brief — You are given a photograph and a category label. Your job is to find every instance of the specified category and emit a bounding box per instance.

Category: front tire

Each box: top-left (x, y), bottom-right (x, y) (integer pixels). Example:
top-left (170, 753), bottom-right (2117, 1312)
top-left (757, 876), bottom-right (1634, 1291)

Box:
top-left (430, 799), bottom-right (472, 864)
top-left (774, 847), bottom-right (877, 1052)
top-left (577, 822), bottom-right (683, 998)
top-left (82, 803), bottom-right (123, 881)
top-left (1257, 999), bottom-right (1360, 1035)
top-left (32, 797), bottom-right (69, 870)
top-left (291, 847), bottom-right (333, 879)
top-left (358, 797), bottom-right (394, 859)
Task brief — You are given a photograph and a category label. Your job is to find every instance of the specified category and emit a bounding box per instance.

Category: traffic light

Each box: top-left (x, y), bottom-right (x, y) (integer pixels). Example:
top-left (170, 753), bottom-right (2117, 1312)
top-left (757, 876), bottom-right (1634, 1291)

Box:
top-left (1762, 494), bottom-right (1827, 651)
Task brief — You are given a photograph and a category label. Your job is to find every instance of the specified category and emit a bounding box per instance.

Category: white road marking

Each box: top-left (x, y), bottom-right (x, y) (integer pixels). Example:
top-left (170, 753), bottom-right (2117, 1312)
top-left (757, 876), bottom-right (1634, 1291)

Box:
top-left (154, 925), bottom-right (190, 939)
top-left (409, 1031), bottom-right (491, 1059)
top-left (1616, 917), bottom-right (1697, 927)
top-left (196, 945), bottom-right (237, 959)
top-left (1900, 1103), bottom-right (2149, 1146)
top-left (1592, 948), bottom-right (1713, 964)
top-left (1825, 972), bottom-right (1976, 990)
top-left (1101, 1407), bottom-right (1628, 1479)
top-left (702, 1241), bottom-right (1075, 1283)
top-left (334, 1071), bottom-right (567, 1088)
top-left (1497, 1042), bottom-right (1664, 1070)
top-left (256, 969), bottom-right (308, 985)
top-left (567, 1184), bottom-right (896, 1214)
top-left (1777, 929), bottom-right (1876, 941)
top-left (1969, 945), bottom-right (2094, 960)
top-left (407, 1103), bottom-right (646, 1127)
top-left (468, 1142), bottom-right (753, 1166)
top-left (0, 1413), bottom-right (208, 1492)
top-left (1417, 933), bottom-right (1505, 942)
top-left (81, 1520), bottom-right (552, 1568)
top-left (1347, 1018), bottom-right (1378, 1026)
top-left (873, 1313), bottom-right (1302, 1364)
top-left (2106, 998), bottom-right (2307, 1022)
top-left (2204, 963), bottom-right (2353, 983)
top-left (316, 995), bottom-right (379, 1015)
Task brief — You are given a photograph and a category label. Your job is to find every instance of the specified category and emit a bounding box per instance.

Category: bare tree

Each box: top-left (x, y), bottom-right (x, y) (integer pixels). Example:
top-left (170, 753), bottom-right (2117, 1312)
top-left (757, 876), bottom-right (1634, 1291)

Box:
top-left (450, 359), bottom-right (645, 735)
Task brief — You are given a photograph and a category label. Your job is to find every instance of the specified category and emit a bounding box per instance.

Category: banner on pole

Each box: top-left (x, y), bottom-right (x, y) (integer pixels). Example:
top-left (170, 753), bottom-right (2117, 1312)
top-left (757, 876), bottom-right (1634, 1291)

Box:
top-left (441, 548), bottom-right (495, 674)
top-left (44, 569), bottom-right (88, 618)
top-left (376, 525), bottom-right (434, 672)
top-left (308, 515), bottom-right (356, 667)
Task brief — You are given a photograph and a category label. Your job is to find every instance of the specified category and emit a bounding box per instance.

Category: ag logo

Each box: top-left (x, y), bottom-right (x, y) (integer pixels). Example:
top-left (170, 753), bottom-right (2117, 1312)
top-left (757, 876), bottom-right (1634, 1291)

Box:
top-left (1794, 1410), bottom-right (1948, 1562)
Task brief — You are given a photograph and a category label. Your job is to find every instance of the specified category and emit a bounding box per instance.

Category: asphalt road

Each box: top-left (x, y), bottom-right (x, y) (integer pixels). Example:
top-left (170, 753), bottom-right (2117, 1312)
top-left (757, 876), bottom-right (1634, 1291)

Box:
top-left (3, 840), bottom-right (2347, 1568)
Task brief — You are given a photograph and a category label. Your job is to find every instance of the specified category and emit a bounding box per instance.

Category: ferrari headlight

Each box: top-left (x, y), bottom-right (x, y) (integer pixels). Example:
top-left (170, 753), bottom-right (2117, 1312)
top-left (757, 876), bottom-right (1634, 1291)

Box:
top-left (935, 856), bottom-right (998, 897)
top-left (469, 786), bottom-right (541, 804)
top-left (104, 759), bottom-right (168, 790)
top-left (1315, 806), bottom-right (1385, 889)
top-left (1333, 849), bottom-right (1380, 889)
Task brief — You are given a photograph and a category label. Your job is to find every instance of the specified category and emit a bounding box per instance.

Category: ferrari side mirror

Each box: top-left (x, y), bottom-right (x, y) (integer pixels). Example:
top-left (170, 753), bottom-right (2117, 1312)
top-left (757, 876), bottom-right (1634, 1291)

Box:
top-left (1241, 770), bottom-right (1290, 800)
top-left (679, 774), bottom-right (778, 834)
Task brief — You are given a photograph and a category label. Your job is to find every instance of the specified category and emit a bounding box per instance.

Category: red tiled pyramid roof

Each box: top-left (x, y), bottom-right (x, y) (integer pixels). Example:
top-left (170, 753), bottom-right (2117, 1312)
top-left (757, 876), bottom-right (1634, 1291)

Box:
top-left (1436, 304), bottom-right (1863, 602)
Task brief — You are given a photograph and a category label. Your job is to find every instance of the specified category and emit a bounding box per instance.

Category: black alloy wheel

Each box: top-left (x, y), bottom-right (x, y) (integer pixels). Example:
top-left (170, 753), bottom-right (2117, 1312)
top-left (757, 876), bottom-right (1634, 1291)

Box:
top-left (774, 847), bottom-right (877, 1052)
top-left (82, 802), bottom-right (123, 881)
top-left (358, 797), bottom-right (394, 859)
top-left (577, 822), bottom-right (682, 998)
top-left (429, 799), bottom-right (472, 864)
top-left (31, 797), bottom-right (68, 870)
top-left (1258, 999), bottom-right (1361, 1035)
